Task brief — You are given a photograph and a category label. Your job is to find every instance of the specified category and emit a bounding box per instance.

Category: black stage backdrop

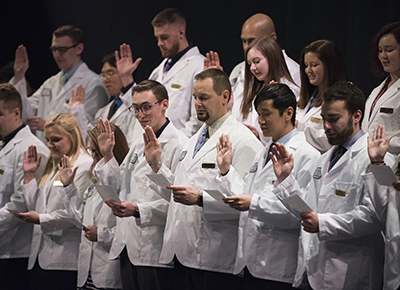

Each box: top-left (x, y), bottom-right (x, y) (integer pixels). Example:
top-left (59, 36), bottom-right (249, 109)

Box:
top-left (1, 0), bottom-right (399, 97)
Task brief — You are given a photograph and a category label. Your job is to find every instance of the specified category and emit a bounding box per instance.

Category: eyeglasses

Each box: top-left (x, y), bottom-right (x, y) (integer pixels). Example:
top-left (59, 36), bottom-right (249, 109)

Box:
top-left (100, 70), bottom-right (116, 79)
top-left (50, 43), bottom-right (80, 54)
top-left (128, 100), bottom-right (162, 116)
top-left (86, 147), bottom-right (99, 156)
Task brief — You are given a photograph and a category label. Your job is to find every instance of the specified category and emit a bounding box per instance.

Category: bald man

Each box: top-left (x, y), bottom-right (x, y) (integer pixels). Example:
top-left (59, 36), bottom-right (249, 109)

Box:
top-left (229, 13), bottom-right (300, 125)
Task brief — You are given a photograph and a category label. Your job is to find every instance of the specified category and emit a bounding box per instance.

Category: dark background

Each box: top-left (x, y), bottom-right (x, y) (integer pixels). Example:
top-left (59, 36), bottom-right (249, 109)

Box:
top-left (1, 0), bottom-right (399, 97)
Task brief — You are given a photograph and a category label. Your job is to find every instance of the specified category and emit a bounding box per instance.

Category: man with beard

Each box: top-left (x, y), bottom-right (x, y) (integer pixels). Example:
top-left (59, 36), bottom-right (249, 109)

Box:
top-left (149, 8), bottom-right (205, 137)
top-left (271, 82), bottom-right (386, 289)
top-left (153, 69), bottom-right (263, 290)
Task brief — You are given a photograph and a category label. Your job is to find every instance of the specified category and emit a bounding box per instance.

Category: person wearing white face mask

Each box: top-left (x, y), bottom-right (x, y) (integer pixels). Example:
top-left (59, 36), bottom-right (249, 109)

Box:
top-left (362, 22), bottom-right (400, 156)
top-left (296, 40), bottom-right (348, 154)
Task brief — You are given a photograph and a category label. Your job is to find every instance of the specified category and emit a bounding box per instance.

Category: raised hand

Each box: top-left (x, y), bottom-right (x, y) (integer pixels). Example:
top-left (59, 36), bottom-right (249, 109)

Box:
top-left (367, 125), bottom-right (391, 164)
top-left (271, 143), bottom-right (294, 183)
top-left (143, 126), bottom-right (162, 173)
top-left (57, 155), bottom-right (78, 186)
top-left (115, 43), bottom-right (142, 86)
top-left (26, 116), bottom-right (46, 131)
top-left (95, 118), bottom-right (115, 163)
top-left (69, 85), bottom-right (85, 107)
top-left (83, 225), bottom-right (98, 242)
top-left (14, 45), bottom-right (29, 83)
top-left (216, 133), bottom-right (232, 175)
top-left (23, 145), bottom-right (42, 184)
top-left (204, 51), bottom-right (223, 71)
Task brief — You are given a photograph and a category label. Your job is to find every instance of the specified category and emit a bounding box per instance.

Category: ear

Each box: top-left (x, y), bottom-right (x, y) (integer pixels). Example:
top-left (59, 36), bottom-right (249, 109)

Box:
top-left (270, 32), bottom-right (277, 41)
top-left (178, 26), bottom-right (185, 39)
top-left (221, 90), bottom-right (230, 105)
top-left (161, 99), bottom-right (169, 111)
top-left (352, 109), bottom-right (362, 124)
top-left (76, 43), bottom-right (84, 56)
top-left (285, 106), bottom-right (294, 122)
top-left (13, 107), bottom-right (21, 120)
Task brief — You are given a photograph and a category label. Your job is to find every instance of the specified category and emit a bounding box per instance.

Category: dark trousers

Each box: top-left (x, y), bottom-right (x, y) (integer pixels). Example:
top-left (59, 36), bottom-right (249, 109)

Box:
top-left (28, 259), bottom-right (77, 290)
top-left (120, 247), bottom-right (173, 290)
top-left (243, 267), bottom-right (297, 289)
top-left (0, 257), bottom-right (31, 290)
top-left (173, 256), bottom-right (244, 290)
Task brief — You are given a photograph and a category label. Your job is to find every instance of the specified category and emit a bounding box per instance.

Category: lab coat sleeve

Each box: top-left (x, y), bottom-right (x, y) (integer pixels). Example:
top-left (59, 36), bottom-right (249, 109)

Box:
top-left (317, 188), bottom-right (384, 241)
top-left (97, 223), bottom-right (116, 248)
top-left (362, 171), bottom-right (389, 223)
top-left (21, 178), bottom-right (39, 211)
top-left (40, 163), bottom-right (92, 234)
top-left (215, 166), bottom-right (246, 197)
top-left (58, 183), bottom-right (85, 224)
top-left (388, 132), bottom-right (400, 155)
top-left (303, 125), bottom-right (332, 154)
top-left (95, 157), bottom-right (122, 191)
top-left (136, 198), bottom-right (169, 227)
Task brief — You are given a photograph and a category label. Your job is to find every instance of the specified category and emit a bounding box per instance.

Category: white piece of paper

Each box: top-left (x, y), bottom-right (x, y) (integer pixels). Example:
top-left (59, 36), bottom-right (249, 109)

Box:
top-left (146, 174), bottom-right (172, 188)
top-left (278, 194), bottom-right (312, 218)
top-left (94, 185), bottom-right (121, 203)
top-left (204, 189), bottom-right (226, 201)
top-left (369, 164), bottom-right (397, 186)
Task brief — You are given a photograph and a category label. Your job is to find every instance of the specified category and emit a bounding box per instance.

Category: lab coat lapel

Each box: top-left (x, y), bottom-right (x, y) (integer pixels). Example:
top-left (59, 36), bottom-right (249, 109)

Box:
top-left (56, 63), bottom-right (86, 100)
top-left (162, 56), bottom-right (190, 84)
top-left (0, 126), bottom-right (28, 158)
top-left (369, 78), bottom-right (400, 123)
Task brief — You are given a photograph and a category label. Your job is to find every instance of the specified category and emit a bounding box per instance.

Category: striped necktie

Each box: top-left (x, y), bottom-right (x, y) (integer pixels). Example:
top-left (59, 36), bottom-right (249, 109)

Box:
top-left (193, 126), bottom-right (209, 158)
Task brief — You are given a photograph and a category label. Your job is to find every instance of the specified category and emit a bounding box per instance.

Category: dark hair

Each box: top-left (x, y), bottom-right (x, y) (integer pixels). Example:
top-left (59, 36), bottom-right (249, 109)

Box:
top-left (255, 83), bottom-right (297, 126)
top-left (298, 40), bottom-right (347, 109)
top-left (370, 22), bottom-right (400, 76)
top-left (195, 68), bottom-right (232, 98)
top-left (101, 53), bottom-right (116, 68)
top-left (243, 36), bottom-right (295, 119)
top-left (323, 81), bottom-right (365, 124)
top-left (151, 8), bottom-right (186, 28)
top-left (0, 83), bottom-right (22, 114)
top-left (53, 25), bottom-right (83, 44)
top-left (132, 80), bottom-right (168, 101)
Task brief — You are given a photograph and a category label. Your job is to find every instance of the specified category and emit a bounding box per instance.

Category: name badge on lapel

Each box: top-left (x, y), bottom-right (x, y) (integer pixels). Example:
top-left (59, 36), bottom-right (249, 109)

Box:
top-left (202, 163), bottom-right (215, 169)
top-left (171, 84), bottom-right (181, 89)
top-left (310, 117), bottom-right (323, 124)
top-left (130, 153), bottom-right (138, 165)
top-left (313, 167), bottom-right (322, 179)
top-left (380, 107), bottom-right (394, 114)
top-left (249, 162), bottom-right (258, 173)
top-left (335, 189), bottom-right (346, 197)
top-left (41, 88), bottom-right (52, 98)
top-left (179, 151), bottom-right (187, 161)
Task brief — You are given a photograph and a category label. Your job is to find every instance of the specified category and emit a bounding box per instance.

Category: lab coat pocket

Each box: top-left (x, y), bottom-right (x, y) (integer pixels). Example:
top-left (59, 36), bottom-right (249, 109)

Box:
top-left (329, 181), bottom-right (359, 213)
top-left (0, 164), bottom-right (14, 196)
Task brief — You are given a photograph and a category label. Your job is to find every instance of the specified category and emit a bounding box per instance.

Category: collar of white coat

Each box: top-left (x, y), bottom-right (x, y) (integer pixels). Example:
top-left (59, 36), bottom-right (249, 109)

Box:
top-left (0, 126), bottom-right (32, 157)
top-left (368, 76), bottom-right (400, 121)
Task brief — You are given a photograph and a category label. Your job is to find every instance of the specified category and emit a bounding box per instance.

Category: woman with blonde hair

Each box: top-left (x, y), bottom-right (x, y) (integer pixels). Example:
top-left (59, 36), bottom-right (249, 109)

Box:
top-left (296, 40), bottom-right (347, 153)
top-left (242, 36), bottom-right (299, 141)
top-left (58, 121), bottom-right (129, 290)
top-left (15, 113), bottom-right (93, 290)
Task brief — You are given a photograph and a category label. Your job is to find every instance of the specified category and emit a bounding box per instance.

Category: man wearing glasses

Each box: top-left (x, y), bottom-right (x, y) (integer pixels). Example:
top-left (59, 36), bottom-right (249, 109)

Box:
top-left (9, 25), bottom-right (108, 143)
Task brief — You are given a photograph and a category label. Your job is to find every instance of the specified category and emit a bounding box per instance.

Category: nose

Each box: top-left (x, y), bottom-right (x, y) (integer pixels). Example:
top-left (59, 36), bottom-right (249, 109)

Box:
top-left (250, 63), bottom-right (256, 72)
top-left (305, 66), bottom-right (312, 75)
top-left (157, 38), bottom-right (163, 47)
top-left (258, 116), bottom-right (265, 126)
top-left (323, 120), bottom-right (332, 130)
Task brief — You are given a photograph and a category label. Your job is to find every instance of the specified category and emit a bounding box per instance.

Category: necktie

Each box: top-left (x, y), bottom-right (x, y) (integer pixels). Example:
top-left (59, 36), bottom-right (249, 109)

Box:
top-left (329, 145), bottom-right (347, 171)
top-left (193, 126), bottom-right (208, 158)
top-left (162, 59), bottom-right (172, 80)
top-left (107, 101), bottom-right (118, 120)
top-left (264, 142), bottom-right (276, 167)
top-left (58, 74), bottom-right (67, 94)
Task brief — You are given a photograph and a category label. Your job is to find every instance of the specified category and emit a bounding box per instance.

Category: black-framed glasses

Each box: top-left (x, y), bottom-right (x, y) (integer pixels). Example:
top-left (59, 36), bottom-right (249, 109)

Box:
top-left (100, 70), bottom-right (116, 79)
top-left (86, 147), bottom-right (98, 156)
top-left (50, 43), bottom-right (80, 54)
top-left (128, 100), bottom-right (162, 116)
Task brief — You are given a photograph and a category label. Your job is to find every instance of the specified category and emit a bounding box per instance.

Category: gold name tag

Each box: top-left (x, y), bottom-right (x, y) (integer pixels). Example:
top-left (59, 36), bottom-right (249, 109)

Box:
top-left (53, 180), bottom-right (63, 187)
top-left (202, 163), bottom-right (215, 169)
top-left (0, 169), bottom-right (4, 175)
top-left (171, 83), bottom-right (181, 89)
top-left (310, 117), bottom-right (323, 124)
top-left (335, 189), bottom-right (346, 197)
top-left (380, 107), bottom-right (394, 114)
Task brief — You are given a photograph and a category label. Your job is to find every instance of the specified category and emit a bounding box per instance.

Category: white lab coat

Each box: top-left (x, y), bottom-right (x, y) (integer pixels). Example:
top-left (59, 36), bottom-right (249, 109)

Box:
top-left (159, 114), bottom-right (263, 273)
top-left (362, 77), bottom-right (400, 155)
top-left (59, 184), bottom-right (122, 288)
top-left (275, 133), bottom-right (384, 289)
top-left (95, 122), bottom-right (187, 268)
top-left (22, 151), bottom-right (92, 270)
top-left (10, 63), bottom-right (109, 143)
top-left (0, 126), bottom-right (49, 259)
top-left (70, 98), bottom-right (143, 147)
top-left (363, 169), bottom-right (400, 290)
top-left (217, 132), bottom-right (319, 283)
top-left (149, 46), bottom-right (205, 137)
top-left (296, 100), bottom-right (332, 154)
